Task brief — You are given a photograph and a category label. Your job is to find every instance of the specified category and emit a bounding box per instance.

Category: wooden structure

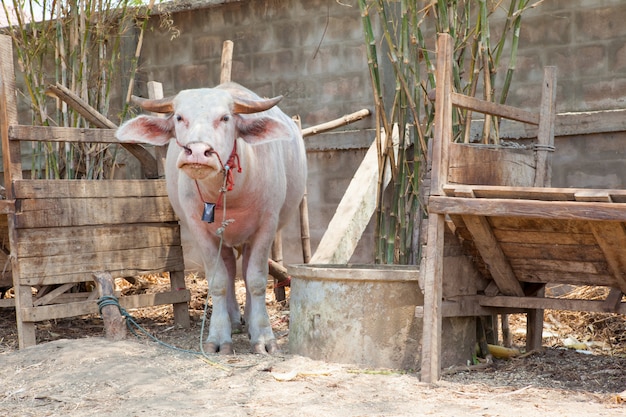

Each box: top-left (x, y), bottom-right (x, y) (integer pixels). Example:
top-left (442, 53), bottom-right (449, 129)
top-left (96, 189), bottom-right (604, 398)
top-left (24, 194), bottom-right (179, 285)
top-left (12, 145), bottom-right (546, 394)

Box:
top-left (421, 33), bottom-right (626, 382)
top-left (0, 35), bottom-right (190, 348)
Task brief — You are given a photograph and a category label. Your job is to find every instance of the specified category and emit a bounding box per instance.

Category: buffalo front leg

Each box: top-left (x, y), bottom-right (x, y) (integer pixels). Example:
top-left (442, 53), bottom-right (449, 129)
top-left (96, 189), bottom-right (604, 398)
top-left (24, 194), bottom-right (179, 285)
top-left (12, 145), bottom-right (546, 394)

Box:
top-left (203, 256), bottom-right (234, 355)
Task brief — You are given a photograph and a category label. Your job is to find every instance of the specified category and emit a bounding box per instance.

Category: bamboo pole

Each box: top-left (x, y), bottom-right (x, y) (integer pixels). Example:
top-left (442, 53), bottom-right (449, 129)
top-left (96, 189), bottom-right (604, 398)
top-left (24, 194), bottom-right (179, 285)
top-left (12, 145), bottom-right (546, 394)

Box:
top-left (301, 109), bottom-right (370, 137)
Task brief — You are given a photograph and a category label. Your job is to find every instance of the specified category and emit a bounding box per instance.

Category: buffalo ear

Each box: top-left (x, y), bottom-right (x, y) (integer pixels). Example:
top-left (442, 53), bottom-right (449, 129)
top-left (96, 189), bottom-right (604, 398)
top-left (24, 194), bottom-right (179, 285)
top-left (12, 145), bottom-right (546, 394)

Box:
top-left (116, 115), bottom-right (175, 145)
top-left (236, 115), bottom-right (297, 145)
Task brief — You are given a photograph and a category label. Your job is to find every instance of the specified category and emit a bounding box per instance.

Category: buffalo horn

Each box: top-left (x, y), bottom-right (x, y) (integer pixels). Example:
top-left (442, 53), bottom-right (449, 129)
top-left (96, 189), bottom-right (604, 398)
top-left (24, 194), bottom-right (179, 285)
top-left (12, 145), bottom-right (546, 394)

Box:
top-left (131, 95), bottom-right (175, 113)
top-left (232, 95), bottom-right (283, 114)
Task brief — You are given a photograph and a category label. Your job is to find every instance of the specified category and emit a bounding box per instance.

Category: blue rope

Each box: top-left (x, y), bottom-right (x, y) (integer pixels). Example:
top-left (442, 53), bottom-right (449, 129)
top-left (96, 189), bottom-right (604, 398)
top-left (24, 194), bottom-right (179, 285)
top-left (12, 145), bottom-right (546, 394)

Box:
top-left (97, 295), bottom-right (201, 356)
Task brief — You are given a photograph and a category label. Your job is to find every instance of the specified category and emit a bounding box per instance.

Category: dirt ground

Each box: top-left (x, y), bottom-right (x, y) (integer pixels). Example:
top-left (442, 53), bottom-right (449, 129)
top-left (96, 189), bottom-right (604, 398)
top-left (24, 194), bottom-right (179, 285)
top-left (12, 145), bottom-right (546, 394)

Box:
top-left (1, 274), bottom-right (625, 417)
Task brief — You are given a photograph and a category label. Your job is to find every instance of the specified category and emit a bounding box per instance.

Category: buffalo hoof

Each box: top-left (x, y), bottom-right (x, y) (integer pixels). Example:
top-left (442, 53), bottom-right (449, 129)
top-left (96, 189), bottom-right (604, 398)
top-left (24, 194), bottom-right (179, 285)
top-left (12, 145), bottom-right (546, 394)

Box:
top-left (203, 341), bottom-right (233, 355)
top-left (252, 339), bottom-right (280, 355)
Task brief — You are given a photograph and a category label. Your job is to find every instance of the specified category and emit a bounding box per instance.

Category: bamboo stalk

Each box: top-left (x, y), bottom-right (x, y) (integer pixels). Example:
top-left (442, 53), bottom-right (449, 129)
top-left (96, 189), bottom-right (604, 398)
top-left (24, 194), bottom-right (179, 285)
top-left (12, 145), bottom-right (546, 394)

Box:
top-left (359, 0), bottom-right (535, 265)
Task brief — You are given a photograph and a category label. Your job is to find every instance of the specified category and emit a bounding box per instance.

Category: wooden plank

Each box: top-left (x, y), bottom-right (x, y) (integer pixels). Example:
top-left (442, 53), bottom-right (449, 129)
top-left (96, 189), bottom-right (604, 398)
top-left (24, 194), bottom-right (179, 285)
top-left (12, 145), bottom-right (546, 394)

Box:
top-left (415, 297), bottom-right (506, 318)
top-left (429, 196), bottom-right (626, 222)
top-left (444, 184), bottom-right (626, 202)
top-left (0, 298), bottom-right (15, 308)
top-left (509, 258), bottom-right (607, 275)
top-left (461, 215), bottom-right (525, 296)
top-left (501, 242), bottom-right (605, 262)
top-left (514, 270), bottom-right (615, 286)
top-left (21, 289), bottom-right (191, 322)
top-left (169, 270), bottom-right (191, 327)
top-left (603, 288), bottom-right (624, 312)
top-left (310, 131), bottom-right (393, 263)
top-left (493, 229), bottom-right (596, 245)
top-left (0, 35), bottom-right (22, 189)
top-left (15, 196), bottom-right (177, 228)
top-left (18, 246), bottom-right (185, 285)
top-left (447, 143), bottom-right (535, 187)
top-left (421, 212), bottom-right (445, 383)
top-left (9, 125), bottom-right (118, 143)
top-left (588, 222), bottom-right (626, 294)
top-left (33, 283), bottom-right (75, 307)
top-left (420, 32), bottom-right (454, 384)
top-left (555, 108), bottom-right (626, 137)
top-left (1, 34), bottom-right (35, 348)
top-left (490, 217), bottom-right (592, 234)
top-left (13, 179), bottom-right (168, 199)
top-left (574, 190), bottom-right (612, 202)
top-left (451, 92), bottom-right (540, 125)
top-left (14, 224), bottom-right (180, 257)
top-left (479, 295), bottom-right (626, 314)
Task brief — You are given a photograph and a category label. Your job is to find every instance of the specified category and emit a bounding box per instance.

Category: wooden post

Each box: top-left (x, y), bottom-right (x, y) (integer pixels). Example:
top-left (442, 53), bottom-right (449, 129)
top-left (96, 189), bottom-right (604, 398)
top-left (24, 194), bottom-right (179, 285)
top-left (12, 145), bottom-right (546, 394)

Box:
top-left (0, 35), bottom-right (37, 348)
top-left (299, 189), bottom-right (311, 264)
top-left (94, 272), bottom-right (127, 341)
top-left (220, 40), bottom-right (234, 84)
top-left (272, 232), bottom-right (286, 302)
top-left (526, 66), bottom-right (557, 352)
top-left (147, 81), bottom-right (168, 179)
top-left (420, 33), bottom-right (453, 383)
top-left (293, 115), bottom-right (312, 264)
top-left (146, 81), bottom-right (190, 328)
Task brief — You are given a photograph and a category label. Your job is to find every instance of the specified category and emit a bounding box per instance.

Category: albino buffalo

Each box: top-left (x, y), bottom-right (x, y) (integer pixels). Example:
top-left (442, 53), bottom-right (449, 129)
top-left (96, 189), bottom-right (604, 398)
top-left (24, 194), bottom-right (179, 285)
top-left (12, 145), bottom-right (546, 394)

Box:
top-left (116, 82), bottom-right (307, 354)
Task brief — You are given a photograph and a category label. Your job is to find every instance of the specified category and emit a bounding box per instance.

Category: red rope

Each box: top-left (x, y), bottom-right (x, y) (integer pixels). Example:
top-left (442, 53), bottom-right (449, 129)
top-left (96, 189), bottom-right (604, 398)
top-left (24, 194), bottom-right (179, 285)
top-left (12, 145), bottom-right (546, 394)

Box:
top-left (180, 140), bottom-right (241, 209)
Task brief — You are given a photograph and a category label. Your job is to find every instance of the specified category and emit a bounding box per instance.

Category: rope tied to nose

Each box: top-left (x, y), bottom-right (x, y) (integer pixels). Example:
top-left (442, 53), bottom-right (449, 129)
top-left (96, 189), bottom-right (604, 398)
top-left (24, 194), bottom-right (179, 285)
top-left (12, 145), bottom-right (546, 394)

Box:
top-left (176, 138), bottom-right (241, 222)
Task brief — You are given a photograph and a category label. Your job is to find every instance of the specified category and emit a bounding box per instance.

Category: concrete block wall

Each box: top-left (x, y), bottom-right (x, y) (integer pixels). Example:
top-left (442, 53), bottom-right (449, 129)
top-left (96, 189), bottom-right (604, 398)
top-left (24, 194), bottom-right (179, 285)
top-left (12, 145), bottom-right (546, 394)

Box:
top-left (501, 0), bottom-right (626, 112)
top-left (134, 0), bottom-right (626, 264)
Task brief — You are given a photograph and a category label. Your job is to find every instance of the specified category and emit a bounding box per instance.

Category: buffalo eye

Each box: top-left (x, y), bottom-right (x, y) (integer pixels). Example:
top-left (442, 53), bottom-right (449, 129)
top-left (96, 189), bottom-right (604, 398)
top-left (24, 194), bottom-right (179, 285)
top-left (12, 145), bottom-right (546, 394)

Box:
top-left (221, 114), bottom-right (230, 122)
top-left (175, 114), bottom-right (183, 122)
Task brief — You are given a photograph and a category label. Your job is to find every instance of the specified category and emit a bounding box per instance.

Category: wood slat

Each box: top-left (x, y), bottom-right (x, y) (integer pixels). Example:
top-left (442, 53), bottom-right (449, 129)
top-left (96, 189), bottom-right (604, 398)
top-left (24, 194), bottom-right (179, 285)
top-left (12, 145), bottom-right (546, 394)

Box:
top-left (14, 224), bottom-right (180, 257)
top-left (443, 183), bottom-right (626, 202)
top-left (450, 92), bottom-right (540, 125)
top-left (479, 295), bottom-right (626, 314)
top-left (21, 289), bottom-right (191, 322)
top-left (18, 246), bottom-right (185, 285)
top-left (489, 217), bottom-right (592, 233)
top-left (429, 196), bottom-right (626, 222)
top-left (509, 258), bottom-right (608, 275)
top-left (9, 125), bottom-right (118, 143)
top-left (493, 229), bottom-right (596, 245)
top-left (13, 179), bottom-right (168, 199)
top-left (15, 195), bottom-right (176, 228)
top-left (447, 143), bottom-right (536, 187)
top-left (461, 215), bottom-right (524, 296)
top-left (501, 242), bottom-right (605, 262)
top-left (588, 222), bottom-right (626, 293)
top-left (515, 270), bottom-right (616, 287)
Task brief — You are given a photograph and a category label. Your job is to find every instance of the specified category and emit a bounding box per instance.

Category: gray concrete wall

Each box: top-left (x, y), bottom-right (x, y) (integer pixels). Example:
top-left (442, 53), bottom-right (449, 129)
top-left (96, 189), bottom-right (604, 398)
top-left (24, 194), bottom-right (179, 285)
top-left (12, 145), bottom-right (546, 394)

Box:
top-left (7, 0), bottom-right (626, 265)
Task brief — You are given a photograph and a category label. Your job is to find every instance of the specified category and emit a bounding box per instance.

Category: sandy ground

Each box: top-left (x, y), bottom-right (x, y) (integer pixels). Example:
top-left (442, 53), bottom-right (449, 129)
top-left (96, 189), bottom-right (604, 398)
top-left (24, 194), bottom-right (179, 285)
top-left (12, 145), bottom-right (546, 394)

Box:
top-left (0, 336), bottom-right (624, 417)
top-left (0, 276), bottom-right (625, 416)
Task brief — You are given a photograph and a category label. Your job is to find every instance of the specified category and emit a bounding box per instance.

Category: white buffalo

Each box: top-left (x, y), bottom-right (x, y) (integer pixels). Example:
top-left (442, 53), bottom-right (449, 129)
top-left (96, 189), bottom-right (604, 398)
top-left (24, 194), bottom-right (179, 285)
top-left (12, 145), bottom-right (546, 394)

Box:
top-left (116, 82), bottom-right (307, 354)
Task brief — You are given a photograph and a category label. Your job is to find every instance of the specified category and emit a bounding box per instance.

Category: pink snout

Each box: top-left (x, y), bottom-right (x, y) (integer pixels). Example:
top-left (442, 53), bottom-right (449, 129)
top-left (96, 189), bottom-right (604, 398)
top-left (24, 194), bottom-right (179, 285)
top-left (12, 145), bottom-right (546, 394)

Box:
top-left (177, 142), bottom-right (221, 179)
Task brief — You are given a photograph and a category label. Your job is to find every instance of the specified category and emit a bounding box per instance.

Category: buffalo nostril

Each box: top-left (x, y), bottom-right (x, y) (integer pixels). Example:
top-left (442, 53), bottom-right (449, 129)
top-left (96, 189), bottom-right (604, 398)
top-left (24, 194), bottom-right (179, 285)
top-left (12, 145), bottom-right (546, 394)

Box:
top-left (184, 146), bottom-right (192, 156)
top-left (204, 149), bottom-right (213, 157)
